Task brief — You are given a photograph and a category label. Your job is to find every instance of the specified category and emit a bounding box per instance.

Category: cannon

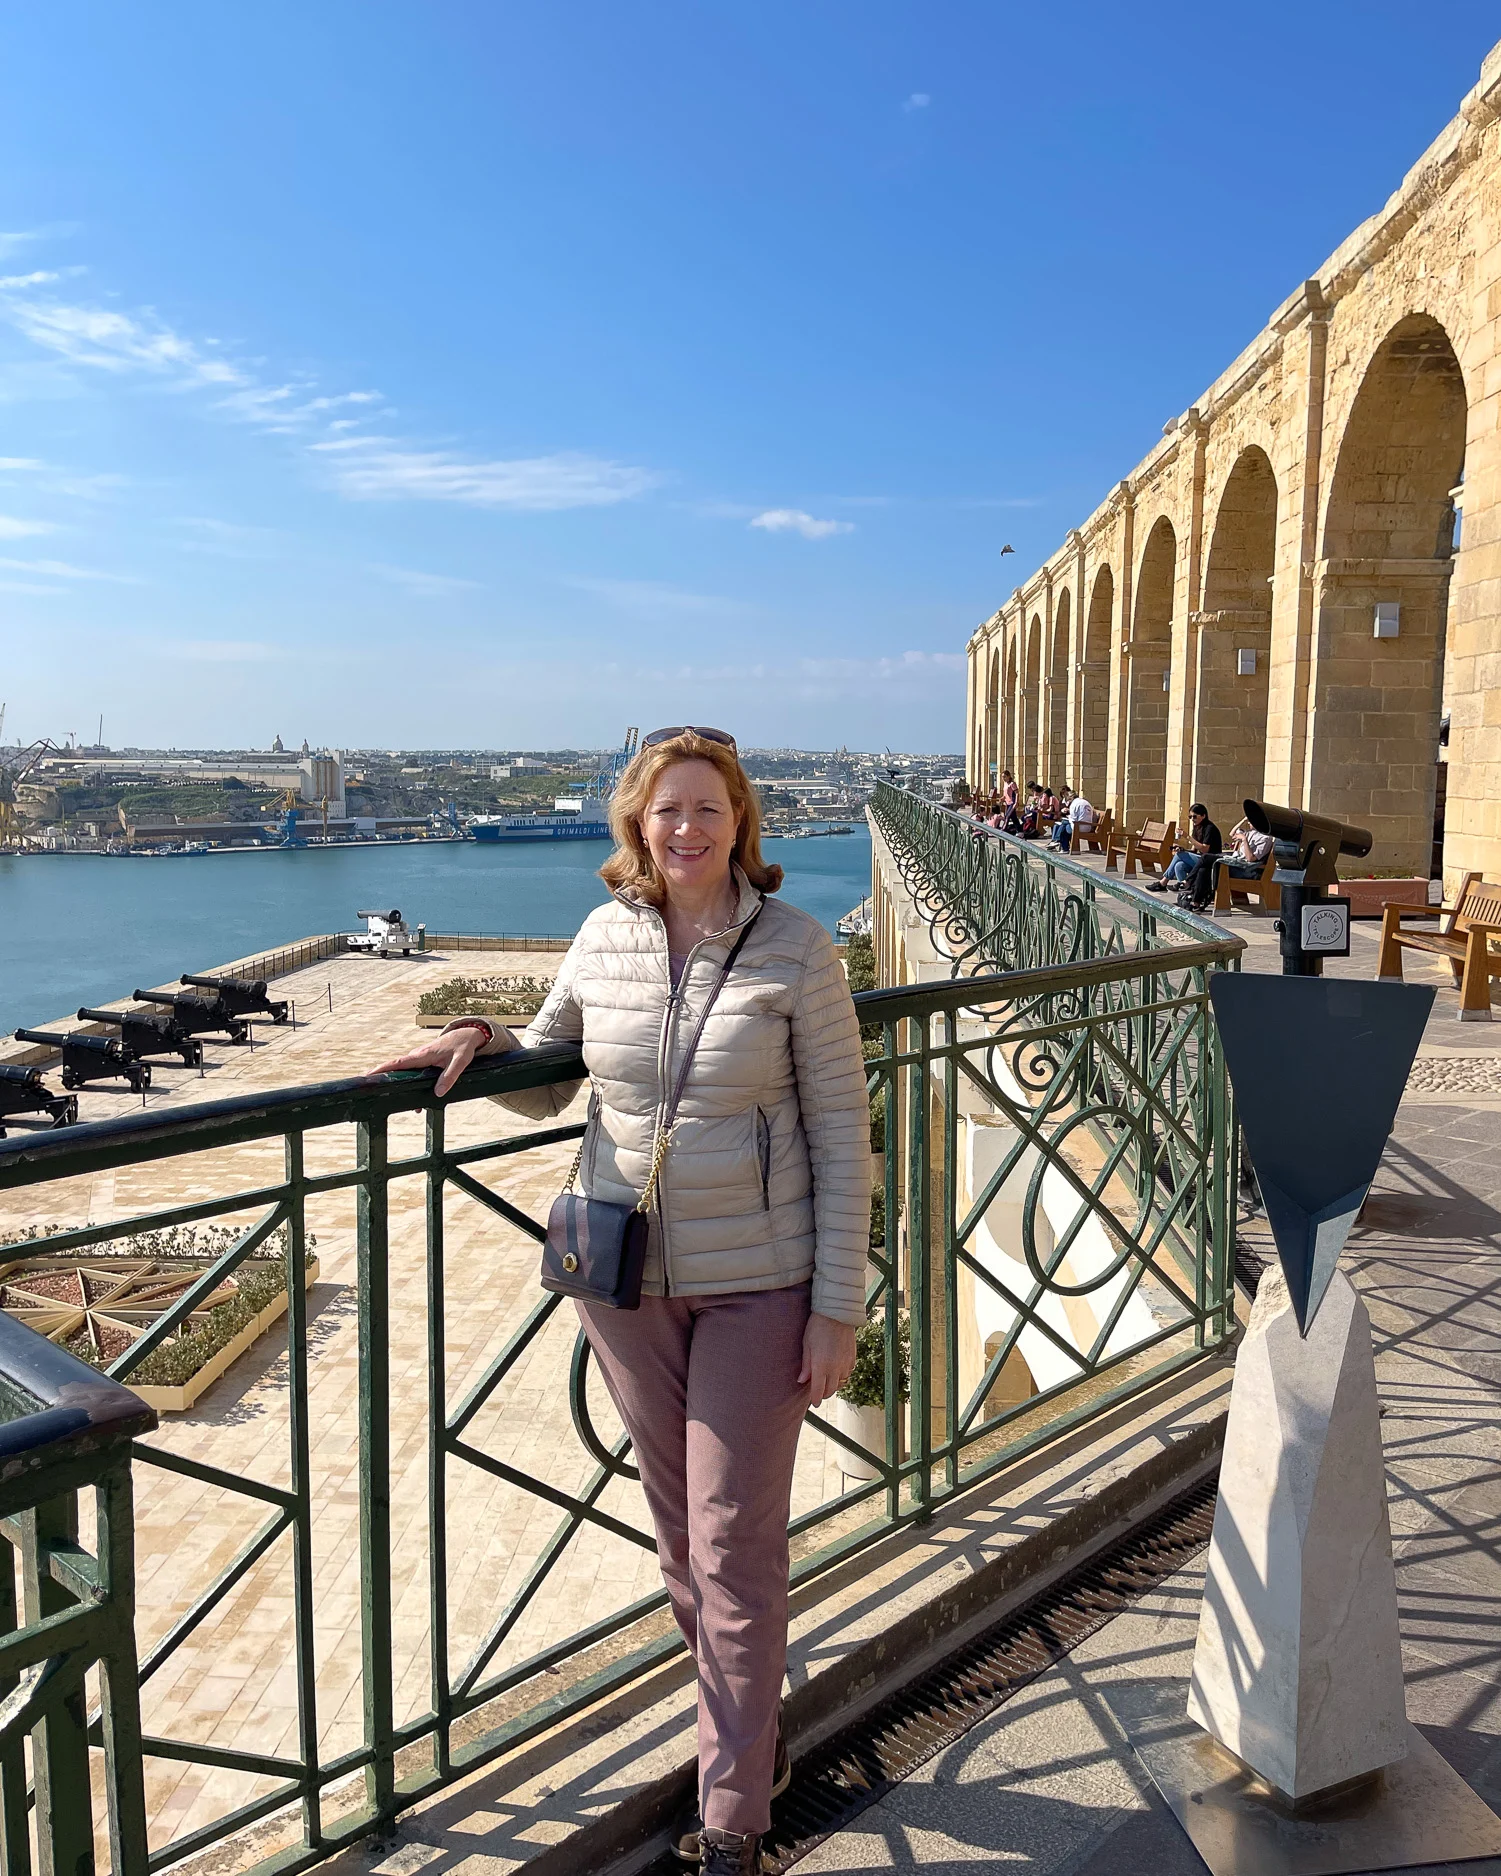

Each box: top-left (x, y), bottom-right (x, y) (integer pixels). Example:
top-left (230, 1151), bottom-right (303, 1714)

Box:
top-left (13, 1030), bottom-right (151, 1094)
top-left (130, 990), bottom-right (248, 1044)
top-left (180, 974), bottom-right (289, 1022)
top-left (349, 909), bottom-right (414, 957)
top-left (0, 1063), bottom-right (77, 1136)
top-left (78, 1007), bottom-right (204, 1069)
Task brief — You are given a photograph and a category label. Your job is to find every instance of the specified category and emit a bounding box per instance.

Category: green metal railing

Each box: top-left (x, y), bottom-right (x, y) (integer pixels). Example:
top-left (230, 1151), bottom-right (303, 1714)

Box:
top-left (870, 779), bottom-right (1231, 974)
top-left (0, 795), bottom-right (1243, 1876)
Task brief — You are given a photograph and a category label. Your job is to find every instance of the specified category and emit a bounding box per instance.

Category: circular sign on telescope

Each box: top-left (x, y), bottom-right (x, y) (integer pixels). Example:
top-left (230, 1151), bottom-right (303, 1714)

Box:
top-left (1301, 900), bottom-right (1351, 955)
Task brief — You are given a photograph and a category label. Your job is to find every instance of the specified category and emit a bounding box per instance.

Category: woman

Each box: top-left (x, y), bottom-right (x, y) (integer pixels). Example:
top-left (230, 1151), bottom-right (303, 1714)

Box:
top-left (376, 728), bottom-right (870, 1876)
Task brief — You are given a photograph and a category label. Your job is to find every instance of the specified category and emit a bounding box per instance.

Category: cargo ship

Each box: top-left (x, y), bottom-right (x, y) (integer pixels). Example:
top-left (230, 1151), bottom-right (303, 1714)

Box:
top-left (468, 729), bottom-right (636, 844)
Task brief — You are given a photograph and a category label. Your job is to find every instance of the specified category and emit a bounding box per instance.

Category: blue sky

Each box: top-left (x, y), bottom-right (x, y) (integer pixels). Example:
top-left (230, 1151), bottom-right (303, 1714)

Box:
top-left (0, 4), bottom-right (1497, 755)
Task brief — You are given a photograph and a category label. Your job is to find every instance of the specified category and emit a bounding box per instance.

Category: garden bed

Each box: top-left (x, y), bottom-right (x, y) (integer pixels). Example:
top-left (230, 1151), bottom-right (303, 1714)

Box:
top-left (414, 974), bottom-right (553, 1026)
top-left (0, 1223), bottom-right (319, 1412)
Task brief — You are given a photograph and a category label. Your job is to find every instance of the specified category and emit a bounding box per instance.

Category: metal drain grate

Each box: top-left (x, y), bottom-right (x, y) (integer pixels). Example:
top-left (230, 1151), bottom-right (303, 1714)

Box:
top-left (642, 1477), bottom-right (1219, 1873)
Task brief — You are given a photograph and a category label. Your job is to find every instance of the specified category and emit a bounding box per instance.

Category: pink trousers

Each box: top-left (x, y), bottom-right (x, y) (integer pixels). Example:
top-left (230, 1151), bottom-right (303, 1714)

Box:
top-left (577, 1284), bottom-right (811, 1836)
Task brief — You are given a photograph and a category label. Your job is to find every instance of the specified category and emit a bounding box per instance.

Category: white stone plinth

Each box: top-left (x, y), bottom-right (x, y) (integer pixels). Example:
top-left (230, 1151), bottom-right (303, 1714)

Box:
top-left (1187, 1265), bottom-right (1407, 1799)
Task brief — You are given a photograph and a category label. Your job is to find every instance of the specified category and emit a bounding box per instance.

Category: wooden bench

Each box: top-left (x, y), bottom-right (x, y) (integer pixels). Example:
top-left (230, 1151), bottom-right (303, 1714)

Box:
top-left (1213, 846), bottom-right (1280, 916)
top-left (1378, 872), bottom-right (1501, 1020)
top-left (1076, 808), bottom-right (1113, 855)
top-left (1106, 818), bottom-right (1177, 879)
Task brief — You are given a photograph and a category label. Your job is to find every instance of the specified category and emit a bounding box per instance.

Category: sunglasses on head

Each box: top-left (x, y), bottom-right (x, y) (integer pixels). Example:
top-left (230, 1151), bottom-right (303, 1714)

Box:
top-left (641, 725), bottom-right (738, 752)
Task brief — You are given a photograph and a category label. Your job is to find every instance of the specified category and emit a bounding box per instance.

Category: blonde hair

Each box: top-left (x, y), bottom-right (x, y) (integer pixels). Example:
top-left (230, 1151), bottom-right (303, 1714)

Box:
top-left (599, 732), bottom-right (784, 906)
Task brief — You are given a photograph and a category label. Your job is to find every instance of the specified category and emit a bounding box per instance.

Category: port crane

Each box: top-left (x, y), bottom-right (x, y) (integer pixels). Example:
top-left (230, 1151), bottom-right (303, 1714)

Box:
top-left (0, 723), bottom-right (64, 849)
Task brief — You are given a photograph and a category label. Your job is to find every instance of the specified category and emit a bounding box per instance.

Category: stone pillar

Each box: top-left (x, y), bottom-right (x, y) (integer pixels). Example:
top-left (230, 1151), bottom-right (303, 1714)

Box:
top-left (1107, 485), bottom-right (1135, 823)
top-left (1188, 1263), bottom-right (1407, 1799)
top-left (1265, 282), bottom-right (1330, 811)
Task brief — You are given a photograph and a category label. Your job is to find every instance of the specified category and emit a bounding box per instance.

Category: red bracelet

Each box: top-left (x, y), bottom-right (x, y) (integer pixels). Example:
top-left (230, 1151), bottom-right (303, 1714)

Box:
top-left (442, 1017), bottom-right (497, 1047)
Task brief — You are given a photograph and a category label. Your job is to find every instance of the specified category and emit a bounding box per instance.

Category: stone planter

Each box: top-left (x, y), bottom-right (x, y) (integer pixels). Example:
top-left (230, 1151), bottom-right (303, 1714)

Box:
top-left (826, 1396), bottom-right (885, 1483)
top-left (1329, 877), bottom-right (1433, 920)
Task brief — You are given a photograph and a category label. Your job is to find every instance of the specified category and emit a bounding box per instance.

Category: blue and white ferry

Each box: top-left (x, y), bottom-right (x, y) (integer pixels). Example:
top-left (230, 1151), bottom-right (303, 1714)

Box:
top-left (468, 729), bottom-right (637, 844)
top-left (469, 796), bottom-right (612, 843)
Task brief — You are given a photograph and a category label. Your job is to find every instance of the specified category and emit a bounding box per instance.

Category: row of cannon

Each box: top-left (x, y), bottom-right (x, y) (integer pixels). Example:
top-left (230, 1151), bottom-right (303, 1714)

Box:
top-left (0, 975), bottom-right (290, 1134)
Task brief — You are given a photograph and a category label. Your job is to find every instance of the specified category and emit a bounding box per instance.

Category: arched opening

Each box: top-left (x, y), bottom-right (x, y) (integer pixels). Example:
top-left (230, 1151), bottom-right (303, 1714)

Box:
top-left (1194, 447), bottom-right (1277, 822)
top-left (1004, 641), bottom-right (1018, 782)
top-left (1023, 615), bottom-right (1043, 785)
top-left (1079, 567), bottom-right (1113, 808)
top-left (984, 649), bottom-right (1000, 785)
top-left (1315, 315), bottom-right (1465, 874)
top-left (1047, 591), bottom-right (1070, 790)
top-left (1125, 518), bottom-right (1175, 824)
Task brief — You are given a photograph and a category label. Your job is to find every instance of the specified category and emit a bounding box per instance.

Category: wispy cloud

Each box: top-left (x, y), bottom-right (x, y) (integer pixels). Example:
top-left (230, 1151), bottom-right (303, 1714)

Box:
top-left (0, 251), bottom-right (661, 517)
top-left (902, 93), bottom-right (931, 113)
top-left (563, 575), bottom-right (755, 619)
top-left (314, 439), bottom-right (659, 511)
top-left (369, 562), bottom-right (481, 597)
top-left (0, 578), bottom-right (64, 596)
top-left (0, 294), bottom-right (246, 386)
top-left (0, 515), bottom-right (56, 539)
top-left (0, 556), bottom-right (138, 583)
top-left (0, 457), bottom-right (45, 472)
top-left (750, 508), bottom-right (854, 540)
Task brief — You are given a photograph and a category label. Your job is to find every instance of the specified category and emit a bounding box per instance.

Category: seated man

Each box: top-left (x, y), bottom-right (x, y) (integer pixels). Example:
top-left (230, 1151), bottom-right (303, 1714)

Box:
top-left (1054, 788), bottom-right (1094, 852)
top-left (1147, 803), bottom-right (1222, 902)
top-left (1210, 818), bottom-right (1275, 905)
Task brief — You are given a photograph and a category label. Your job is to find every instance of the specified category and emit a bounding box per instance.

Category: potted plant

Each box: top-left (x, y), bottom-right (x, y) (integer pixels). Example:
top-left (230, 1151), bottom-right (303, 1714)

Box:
top-left (827, 1312), bottom-right (909, 1484)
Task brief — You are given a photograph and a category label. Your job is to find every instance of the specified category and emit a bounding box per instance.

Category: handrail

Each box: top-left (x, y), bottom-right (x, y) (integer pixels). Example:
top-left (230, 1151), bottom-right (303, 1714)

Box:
top-left (869, 780), bottom-right (1244, 976)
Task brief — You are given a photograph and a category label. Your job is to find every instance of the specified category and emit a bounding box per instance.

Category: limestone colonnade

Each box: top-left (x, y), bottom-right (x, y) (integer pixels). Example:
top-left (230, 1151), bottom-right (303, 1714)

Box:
top-left (965, 40), bottom-right (1501, 890)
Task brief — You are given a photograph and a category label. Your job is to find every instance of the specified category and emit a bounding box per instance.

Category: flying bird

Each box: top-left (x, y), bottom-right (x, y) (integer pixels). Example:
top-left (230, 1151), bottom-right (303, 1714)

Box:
top-left (1000, 544), bottom-right (1015, 556)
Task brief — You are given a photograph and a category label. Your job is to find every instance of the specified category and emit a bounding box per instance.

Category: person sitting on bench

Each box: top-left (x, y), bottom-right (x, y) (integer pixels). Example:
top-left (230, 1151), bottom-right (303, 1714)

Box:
top-left (1053, 789), bottom-right (1094, 852)
top-left (1148, 804), bottom-right (1221, 902)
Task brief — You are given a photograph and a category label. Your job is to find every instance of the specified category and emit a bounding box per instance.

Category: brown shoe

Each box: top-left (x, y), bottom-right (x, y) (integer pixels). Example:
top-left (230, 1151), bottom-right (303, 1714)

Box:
top-left (700, 1830), bottom-right (763, 1875)
top-left (672, 1713), bottom-right (790, 1862)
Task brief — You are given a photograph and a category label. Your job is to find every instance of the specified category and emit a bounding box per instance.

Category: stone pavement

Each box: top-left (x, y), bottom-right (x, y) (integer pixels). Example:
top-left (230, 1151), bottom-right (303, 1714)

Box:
top-left (794, 864), bottom-right (1501, 1872)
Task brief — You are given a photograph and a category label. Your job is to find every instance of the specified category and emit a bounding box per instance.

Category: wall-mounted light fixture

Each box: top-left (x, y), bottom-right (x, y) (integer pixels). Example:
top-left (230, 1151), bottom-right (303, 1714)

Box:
top-left (1236, 649), bottom-right (1257, 676)
top-left (1374, 602), bottom-right (1400, 639)
top-left (1162, 672), bottom-right (1171, 691)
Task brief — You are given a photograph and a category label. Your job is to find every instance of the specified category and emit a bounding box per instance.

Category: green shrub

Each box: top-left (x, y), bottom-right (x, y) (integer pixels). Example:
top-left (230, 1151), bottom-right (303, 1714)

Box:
top-left (844, 933), bottom-right (876, 994)
top-left (0, 1222), bottom-right (315, 1389)
top-left (838, 1312), bottom-right (910, 1410)
top-left (417, 974), bottom-right (553, 1018)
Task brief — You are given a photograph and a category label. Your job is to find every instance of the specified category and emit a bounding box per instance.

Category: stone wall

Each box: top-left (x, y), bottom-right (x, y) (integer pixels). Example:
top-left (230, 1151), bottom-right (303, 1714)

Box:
top-left (966, 40), bottom-right (1501, 891)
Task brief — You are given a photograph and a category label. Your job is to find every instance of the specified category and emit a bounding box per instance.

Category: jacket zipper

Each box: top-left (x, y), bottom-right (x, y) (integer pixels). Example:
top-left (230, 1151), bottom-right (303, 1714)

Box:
top-left (646, 900), bottom-right (754, 1297)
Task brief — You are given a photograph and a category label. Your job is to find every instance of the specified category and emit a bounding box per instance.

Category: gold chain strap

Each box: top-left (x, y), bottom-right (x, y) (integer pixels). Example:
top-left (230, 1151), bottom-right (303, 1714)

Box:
top-left (636, 1121), bottom-right (676, 1215)
top-left (562, 1117), bottom-right (674, 1214)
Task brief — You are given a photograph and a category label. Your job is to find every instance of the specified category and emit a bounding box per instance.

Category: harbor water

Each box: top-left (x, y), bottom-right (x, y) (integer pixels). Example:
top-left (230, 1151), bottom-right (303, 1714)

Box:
top-left (0, 827), bottom-right (872, 1037)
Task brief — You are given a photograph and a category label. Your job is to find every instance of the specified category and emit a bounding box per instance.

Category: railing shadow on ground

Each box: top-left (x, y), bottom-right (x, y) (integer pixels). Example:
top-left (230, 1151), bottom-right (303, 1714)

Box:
top-left (0, 787), bottom-right (1243, 1876)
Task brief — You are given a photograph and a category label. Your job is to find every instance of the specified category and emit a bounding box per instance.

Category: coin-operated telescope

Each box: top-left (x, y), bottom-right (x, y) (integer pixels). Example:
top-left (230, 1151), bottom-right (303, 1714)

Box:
top-left (1242, 800), bottom-right (1373, 977)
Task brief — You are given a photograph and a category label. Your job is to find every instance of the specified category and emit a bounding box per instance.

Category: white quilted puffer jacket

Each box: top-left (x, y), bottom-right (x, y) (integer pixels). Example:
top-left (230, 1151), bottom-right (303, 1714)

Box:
top-left (486, 867), bottom-right (872, 1325)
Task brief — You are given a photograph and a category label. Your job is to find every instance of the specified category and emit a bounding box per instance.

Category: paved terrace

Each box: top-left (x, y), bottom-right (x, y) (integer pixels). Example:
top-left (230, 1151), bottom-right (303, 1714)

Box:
top-left (793, 851), bottom-right (1501, 1873)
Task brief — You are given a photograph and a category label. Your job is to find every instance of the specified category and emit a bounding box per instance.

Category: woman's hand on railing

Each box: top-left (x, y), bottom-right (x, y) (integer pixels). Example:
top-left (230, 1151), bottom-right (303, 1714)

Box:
top-left (372, 1026), bottom-right (512, 1098)
top-left (799, 1312), bottom-right (857, 1406)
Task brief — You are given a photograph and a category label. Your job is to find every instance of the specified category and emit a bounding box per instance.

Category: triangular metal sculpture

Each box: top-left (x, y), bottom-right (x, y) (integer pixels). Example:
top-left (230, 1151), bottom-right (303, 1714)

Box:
top-left (1209, 974), bottom-right (1433, 1333)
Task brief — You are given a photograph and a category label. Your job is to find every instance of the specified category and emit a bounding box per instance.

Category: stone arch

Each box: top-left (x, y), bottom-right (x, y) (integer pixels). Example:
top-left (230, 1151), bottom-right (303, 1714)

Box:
top-left (1047, 591), bottom-right (1070, 789)
top-left (984, 647), bottom-right (1001, 786)
top-left (1313, 313), bottom-right (1466, 873)
top-left (1079, 565), bottom-right (1113, 808)
top-left (1193, 446), bottom-right (1277, 821)
top-left (1004, 639), bottom-right (1018, 784)
top-left (1125, 518), bottom-right (1176, 823)
top-left (1023, 614), bottom-right (1043, 784)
